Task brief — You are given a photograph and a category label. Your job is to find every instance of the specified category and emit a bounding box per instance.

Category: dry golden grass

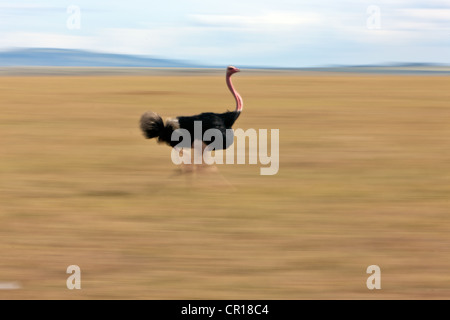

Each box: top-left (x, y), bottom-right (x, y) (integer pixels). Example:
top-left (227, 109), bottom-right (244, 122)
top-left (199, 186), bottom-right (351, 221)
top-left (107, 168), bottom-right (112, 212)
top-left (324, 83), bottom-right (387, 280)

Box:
top-left (1, 73), bottom-right (450, 299)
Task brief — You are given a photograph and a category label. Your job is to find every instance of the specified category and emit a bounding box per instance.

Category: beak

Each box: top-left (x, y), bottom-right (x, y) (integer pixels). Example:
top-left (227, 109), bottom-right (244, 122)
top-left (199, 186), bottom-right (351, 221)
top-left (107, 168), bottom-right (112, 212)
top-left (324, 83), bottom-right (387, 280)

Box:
top-left (236, 68), bottom-right (241, 72)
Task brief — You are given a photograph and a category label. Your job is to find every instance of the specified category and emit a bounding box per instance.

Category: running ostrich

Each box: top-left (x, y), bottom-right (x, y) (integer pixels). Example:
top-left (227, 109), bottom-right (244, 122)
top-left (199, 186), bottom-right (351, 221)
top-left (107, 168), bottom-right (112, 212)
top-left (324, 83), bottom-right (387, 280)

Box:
top-left (139, 66), bottom-right (243, 166)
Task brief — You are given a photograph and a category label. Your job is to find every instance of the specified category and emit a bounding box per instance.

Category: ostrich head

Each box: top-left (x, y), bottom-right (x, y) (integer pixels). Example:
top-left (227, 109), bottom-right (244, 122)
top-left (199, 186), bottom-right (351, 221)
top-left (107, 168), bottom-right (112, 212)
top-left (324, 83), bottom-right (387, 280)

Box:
top-left (226, 66), bottom-right (240, 76)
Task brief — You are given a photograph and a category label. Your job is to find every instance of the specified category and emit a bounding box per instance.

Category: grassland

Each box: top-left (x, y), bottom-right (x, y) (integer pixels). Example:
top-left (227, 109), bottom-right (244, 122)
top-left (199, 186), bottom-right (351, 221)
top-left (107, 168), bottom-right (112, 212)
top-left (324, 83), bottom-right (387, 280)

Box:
top-left (0, 72), bottom-right (450, 299)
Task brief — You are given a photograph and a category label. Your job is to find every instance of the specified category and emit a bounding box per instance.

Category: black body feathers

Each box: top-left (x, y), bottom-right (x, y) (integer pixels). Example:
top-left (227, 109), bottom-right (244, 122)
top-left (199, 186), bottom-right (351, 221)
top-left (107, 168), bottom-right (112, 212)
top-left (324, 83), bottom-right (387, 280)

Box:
top-left (177, 111), bottom-right (240, 150)
top-left (140, 110), bottom-right (240, 150)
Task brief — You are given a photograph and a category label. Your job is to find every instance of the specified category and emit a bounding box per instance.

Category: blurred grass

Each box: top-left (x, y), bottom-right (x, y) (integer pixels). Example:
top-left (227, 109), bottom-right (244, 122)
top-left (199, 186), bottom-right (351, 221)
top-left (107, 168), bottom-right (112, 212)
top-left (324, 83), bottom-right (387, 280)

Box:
top-left (0, 73), bottom-right (450, 299)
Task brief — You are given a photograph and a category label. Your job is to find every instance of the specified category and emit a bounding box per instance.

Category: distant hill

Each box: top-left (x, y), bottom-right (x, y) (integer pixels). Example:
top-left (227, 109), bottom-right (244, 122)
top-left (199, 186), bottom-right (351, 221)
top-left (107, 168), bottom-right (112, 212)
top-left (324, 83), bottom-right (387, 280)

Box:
top-left (1, 48), bottom-right (449, 75)
top-left (352, 62), bottom-right (444, 68)
top-left (0, 48), bottom-right (203, 67)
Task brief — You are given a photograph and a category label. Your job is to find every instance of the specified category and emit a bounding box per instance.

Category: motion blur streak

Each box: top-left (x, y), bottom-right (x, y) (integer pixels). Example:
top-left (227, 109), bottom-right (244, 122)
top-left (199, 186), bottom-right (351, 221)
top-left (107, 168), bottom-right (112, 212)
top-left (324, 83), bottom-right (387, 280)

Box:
top-left (0, 71), bottom-right (450, 299)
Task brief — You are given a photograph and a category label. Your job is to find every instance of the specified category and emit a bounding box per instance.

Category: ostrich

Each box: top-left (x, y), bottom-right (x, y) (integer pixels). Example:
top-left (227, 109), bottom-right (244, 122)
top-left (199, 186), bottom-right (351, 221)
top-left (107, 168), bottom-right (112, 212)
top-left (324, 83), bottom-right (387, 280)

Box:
top-left (140, 66), bottom-right (243, 168)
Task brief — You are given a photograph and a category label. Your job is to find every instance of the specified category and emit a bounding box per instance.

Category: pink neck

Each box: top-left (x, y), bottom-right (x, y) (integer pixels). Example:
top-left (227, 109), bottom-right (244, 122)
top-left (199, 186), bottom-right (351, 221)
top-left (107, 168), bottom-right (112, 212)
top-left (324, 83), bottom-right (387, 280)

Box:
top-left (226, 73), bottom-right (243, 112)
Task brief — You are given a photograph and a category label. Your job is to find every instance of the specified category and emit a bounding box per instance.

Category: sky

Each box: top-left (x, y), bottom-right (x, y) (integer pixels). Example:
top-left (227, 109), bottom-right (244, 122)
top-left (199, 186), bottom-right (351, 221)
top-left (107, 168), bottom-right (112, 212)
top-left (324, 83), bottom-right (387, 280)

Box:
top-left (0, 0), bottom-right (449, 67)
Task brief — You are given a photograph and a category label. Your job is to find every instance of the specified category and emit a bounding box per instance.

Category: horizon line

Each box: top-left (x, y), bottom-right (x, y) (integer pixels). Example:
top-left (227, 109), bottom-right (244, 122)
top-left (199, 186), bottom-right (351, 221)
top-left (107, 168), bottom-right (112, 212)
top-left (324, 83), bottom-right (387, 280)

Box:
top-left (0, 47), bottom-right (450, 70)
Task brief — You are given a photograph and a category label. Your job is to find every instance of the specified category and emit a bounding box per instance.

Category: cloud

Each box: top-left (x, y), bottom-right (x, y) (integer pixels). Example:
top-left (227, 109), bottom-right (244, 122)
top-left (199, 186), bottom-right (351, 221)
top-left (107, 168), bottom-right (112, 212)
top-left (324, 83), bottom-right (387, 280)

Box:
top-left (0, 32), bottom-right (95, 49)
top-left (0, 4), bottom-right (60, 9)
top-left (399, 8), bottom-right (450, 22)
top-left (189, 11), bottom-right (323, 29)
